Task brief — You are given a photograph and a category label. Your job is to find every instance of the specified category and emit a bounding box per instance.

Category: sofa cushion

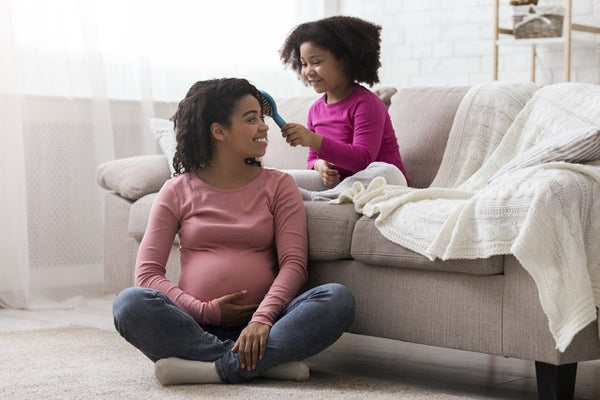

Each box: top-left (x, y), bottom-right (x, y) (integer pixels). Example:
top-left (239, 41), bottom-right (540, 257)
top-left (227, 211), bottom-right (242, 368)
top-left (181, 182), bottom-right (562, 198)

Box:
top-left (390, 87), bottom-right (468, 189)
top-left (305, 202), bottom-right (359, 261)
top-left (261, 96), bottom-right (316, 170)
top-left (351, 217), bottom-right (504, 275)
top-left (128, 194), bottom-right (358, 260)
top-left (96, 155), bottom-right (171, 201)
top-left (128, 193), bottom-right (161, 240)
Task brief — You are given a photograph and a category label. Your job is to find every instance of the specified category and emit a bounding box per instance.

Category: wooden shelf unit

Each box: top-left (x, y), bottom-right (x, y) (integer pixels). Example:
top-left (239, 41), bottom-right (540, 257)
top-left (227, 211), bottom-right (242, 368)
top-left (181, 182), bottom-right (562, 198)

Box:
top-left (493, 0), bottom-right (600, 82)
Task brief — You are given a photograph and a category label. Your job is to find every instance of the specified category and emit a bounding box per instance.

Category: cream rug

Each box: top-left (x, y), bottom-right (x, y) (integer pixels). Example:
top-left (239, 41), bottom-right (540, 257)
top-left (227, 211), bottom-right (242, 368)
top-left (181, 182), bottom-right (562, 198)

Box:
top-left (0, 327), bottom-right (470, 399)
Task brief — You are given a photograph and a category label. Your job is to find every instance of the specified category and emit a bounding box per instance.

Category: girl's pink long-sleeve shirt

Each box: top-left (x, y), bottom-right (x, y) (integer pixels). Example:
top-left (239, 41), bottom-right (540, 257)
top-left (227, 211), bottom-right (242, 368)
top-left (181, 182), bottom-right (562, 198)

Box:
top-left (135, 168), bottom-right (308, 326)
top-left (307, 84), bottom-right (407, 181)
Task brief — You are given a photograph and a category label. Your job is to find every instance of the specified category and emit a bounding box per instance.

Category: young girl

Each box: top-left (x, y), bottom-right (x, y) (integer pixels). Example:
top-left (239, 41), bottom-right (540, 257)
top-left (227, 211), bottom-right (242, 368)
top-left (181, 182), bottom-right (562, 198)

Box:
top-left (112, 78), bottom-right (355, 385)
top-left (279, 16), bottom-right (408, 193)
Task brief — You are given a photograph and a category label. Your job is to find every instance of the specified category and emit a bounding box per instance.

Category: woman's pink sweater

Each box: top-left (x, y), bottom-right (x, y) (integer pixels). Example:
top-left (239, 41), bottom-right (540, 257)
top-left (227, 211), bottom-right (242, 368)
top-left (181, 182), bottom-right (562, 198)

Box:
top-left (135, 169), bottom-right (308, 326)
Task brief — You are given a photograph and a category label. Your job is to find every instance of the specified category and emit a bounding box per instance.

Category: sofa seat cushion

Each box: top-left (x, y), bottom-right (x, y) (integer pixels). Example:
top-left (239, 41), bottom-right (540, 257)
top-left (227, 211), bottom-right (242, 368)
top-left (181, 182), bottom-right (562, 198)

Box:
top-left (128, 194), bottom-right (358, 260)
top-left (126, 193), bottom-right (181, 243)
top-left (351, 217), bottom-right (504, 275)
top-left (305, 202), bottom-right (359, 261)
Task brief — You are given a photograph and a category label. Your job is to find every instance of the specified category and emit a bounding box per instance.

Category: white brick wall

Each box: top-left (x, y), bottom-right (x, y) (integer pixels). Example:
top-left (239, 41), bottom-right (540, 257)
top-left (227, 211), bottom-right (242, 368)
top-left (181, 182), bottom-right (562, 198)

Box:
top-left (337, 0), bottom-right (600, 88)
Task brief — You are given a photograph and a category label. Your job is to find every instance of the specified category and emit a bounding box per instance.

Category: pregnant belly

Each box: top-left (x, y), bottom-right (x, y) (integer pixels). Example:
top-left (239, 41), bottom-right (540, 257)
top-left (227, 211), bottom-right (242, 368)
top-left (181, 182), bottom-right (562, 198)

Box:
top-left (178, 249), bottom-right (276, 306)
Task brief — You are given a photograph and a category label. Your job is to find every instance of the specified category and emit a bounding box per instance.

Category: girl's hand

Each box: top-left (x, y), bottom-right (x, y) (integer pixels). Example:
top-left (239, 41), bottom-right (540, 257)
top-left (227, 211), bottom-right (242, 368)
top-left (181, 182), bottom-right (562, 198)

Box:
top-left (281, 123), bottom-right (322, 150)
top-left (231, 322), bottom-right (271, 371)
top-left (216, 290), bottom-right (259, 327)
top-left (314, 159), bottom-right (340, 187)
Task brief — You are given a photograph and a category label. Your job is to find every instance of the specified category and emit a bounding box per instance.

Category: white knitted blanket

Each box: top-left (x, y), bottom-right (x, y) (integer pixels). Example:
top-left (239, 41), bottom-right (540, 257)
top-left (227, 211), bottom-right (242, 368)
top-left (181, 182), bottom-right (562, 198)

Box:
top-left (335, 81), bottom-right (600, 351)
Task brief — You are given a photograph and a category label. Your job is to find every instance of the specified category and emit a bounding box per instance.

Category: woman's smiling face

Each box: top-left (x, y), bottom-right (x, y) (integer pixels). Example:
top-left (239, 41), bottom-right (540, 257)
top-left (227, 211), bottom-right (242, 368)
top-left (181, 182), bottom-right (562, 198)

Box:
top-left (219, 94), bottom-right (269, 159)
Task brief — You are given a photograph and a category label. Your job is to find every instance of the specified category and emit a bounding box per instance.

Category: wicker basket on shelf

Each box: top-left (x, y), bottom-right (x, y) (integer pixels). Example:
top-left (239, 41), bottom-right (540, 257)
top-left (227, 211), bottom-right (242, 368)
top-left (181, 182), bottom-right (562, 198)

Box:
top-left (513, 5), bottom-right (564, 39)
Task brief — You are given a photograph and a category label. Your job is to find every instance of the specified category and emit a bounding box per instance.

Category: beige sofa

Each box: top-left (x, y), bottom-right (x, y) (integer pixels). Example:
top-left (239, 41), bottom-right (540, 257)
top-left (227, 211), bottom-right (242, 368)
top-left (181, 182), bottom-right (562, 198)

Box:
top-left (96, 86), bottom-right (600, 399)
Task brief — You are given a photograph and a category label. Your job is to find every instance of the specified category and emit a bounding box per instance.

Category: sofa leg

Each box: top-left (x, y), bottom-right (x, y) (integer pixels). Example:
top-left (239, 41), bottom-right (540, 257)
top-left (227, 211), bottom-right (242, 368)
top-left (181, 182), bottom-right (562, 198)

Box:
top-left (534, 361), bottom-right (577, 400)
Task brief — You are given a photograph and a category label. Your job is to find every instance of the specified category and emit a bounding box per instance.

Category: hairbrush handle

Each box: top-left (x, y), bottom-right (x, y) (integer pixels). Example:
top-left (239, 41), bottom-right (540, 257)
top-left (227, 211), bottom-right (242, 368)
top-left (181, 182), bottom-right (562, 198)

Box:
top-left (272, 114), bottom-right (286, 128)
top-left (259, 90), bottom-right (287, 128)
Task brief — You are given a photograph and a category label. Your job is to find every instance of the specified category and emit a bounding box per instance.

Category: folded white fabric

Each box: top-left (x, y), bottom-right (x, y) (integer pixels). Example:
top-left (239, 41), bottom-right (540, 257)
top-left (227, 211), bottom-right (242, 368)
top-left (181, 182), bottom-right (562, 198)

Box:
top-left (490, 127), bottom-right (600, 182)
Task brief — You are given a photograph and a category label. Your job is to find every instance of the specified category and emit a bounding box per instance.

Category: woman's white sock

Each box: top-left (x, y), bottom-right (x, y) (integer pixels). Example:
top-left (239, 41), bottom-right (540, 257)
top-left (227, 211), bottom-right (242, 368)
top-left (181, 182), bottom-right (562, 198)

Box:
top-left (154, 357), bottom-right (222, 385)
top-left (261, 361), bottom-right (310, 381)
top-left (154, 358), bottom-right (309, 385)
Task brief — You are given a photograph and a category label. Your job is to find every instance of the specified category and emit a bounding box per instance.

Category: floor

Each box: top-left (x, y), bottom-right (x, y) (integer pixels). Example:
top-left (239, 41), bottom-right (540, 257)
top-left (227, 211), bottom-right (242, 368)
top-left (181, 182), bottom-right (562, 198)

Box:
top-left (2, 286), bottom-right (599, 400)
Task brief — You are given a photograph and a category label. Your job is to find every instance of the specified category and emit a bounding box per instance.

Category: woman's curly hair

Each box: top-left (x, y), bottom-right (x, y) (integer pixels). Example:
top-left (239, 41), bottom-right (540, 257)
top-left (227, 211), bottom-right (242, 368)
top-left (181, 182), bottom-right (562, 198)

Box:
top-left (171, 78), bottom-right (262, 175)
top-left (280, 16), bottom-right (382, 86)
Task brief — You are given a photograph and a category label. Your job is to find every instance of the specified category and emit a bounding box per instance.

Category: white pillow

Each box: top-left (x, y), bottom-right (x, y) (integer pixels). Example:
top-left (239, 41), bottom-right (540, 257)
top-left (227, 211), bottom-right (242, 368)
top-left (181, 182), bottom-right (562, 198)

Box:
top-left (491, 127), bottom-right (600, 181)
top-left (96, 155), bottom-right (171, 201)
top-left (148, 118), bottom-right (176, 176)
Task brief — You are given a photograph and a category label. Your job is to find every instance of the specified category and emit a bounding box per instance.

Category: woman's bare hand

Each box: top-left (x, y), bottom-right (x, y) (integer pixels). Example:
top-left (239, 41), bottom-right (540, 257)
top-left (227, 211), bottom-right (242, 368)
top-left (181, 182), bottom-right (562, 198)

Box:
top-left (216, 290), bottom-right (258, 327)
top-left (231, 321), bottom-right (271, 371)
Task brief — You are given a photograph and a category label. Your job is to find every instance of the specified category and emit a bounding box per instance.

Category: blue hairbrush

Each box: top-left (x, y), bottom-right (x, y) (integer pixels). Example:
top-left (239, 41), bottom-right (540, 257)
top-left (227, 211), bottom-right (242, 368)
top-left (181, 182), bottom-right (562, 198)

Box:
top-left (259, 90), bottom-right (286, 128)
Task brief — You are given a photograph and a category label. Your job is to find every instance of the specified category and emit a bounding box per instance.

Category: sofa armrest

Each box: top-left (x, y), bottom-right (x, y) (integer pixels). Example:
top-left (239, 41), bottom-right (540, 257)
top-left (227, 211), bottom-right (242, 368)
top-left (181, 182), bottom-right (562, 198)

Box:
top-left (96, 155), bottom-right (171, 201)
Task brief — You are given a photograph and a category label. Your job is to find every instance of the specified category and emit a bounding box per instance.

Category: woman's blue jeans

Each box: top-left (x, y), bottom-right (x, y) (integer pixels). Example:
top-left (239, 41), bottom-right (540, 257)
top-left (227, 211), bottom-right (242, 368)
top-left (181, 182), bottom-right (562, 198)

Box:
top-left (113, 283), bottom-right (355, 383)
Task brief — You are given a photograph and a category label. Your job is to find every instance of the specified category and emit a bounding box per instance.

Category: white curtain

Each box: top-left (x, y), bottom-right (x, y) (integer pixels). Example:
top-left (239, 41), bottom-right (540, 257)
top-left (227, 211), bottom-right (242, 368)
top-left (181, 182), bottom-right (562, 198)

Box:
top-left (0, 0), bottom-right (326, 308)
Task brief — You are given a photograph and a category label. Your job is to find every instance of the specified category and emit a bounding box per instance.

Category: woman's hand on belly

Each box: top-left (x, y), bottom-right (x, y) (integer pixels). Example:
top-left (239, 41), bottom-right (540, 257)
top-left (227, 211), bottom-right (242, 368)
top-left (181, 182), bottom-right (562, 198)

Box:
top-left (217, 290), bottom-right (259, 327)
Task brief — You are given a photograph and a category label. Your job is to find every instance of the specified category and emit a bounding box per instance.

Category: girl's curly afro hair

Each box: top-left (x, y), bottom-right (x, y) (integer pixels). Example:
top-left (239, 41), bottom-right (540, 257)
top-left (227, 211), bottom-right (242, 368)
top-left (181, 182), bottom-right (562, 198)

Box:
top-left (280, 16), bottom-right (382, 87)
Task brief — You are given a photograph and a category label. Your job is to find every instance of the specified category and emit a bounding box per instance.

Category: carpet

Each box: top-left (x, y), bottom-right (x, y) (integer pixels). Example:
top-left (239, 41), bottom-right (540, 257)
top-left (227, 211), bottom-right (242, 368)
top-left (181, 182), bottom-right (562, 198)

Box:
top-left (0, 327), bottom-right (470, 399)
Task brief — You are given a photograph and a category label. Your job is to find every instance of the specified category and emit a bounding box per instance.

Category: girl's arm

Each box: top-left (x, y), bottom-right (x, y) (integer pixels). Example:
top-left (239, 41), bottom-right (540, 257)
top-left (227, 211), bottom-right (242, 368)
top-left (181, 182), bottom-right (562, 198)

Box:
top-left (250, 174), bottom-right (308, 325)
top-left (306, 115), bottom-right (319, 170)
top-left (135, 180), bottom-right (221, 325)
top-left (317, 96), bottom-right (387, 174)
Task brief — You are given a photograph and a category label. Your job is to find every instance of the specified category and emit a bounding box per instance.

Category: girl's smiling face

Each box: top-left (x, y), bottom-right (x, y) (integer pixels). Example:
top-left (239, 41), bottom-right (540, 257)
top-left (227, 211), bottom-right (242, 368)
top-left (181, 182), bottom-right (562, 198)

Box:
top-left (299, 42), bottom-right (352, 102)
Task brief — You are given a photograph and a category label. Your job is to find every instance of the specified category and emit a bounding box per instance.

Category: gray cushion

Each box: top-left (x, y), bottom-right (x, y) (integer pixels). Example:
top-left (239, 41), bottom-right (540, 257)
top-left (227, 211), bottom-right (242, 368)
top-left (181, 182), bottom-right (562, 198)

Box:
top-left (96, 155), bottom-right (170, 201)
top-left (351, 217), bottom-right (503, 275)
top-left (389, 87), bottom-right (468, 188)
top-left (304, 202), bottom-right (359, 261)
top-left (128, 195), bottom-right (358, 258)
top-left (128, 193), bottom-right (157, 240)
top-left (260, 96), bottom-right (316, 170)
top-left (128, 193), bottom-right (182, 245)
